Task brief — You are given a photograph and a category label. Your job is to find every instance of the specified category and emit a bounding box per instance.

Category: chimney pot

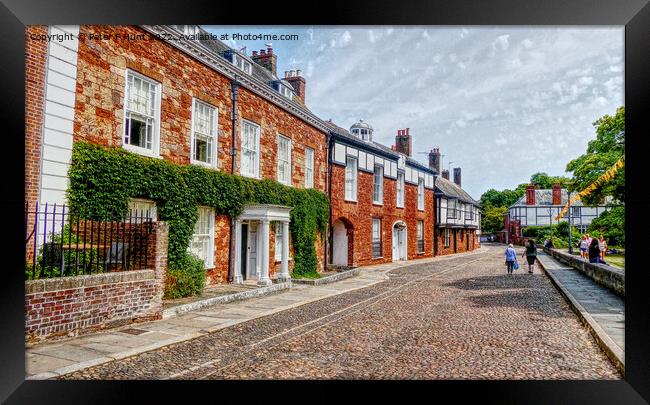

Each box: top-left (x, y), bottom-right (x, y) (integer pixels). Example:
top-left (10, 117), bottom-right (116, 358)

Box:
top-left (252, 50), bottom-right (258, 56)
top-left (453, 167), bottom-right (462, 187)
top-left (296, 69), bottom-right (302, 77)
top-left (267, 47), bottom-right (273, 54)
top-left (406, 128), bottom-right (410, 135)
top-left (260, 49), bottom-right (266, 55)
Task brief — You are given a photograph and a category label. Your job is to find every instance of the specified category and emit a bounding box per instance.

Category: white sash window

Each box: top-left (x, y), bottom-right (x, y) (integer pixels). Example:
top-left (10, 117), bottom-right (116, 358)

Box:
top-left (345, 156), bottom-right (358, 201)
top-left (304, 147), bottom-right (314, 189)
top-left (373, 165), bottom-right (383, 204)
top-left (241, 120), bottom-right (260, 178)
top-left (277, 135), bottom-right (292, 185)
top-left (124, 70), bottom-right (160, 156)
top-left (189, 206), bottom-right (215, 268)
top-left (191, 99), bottom-right (217, 167)
top-left (397, 171), bottom-right (405, 208)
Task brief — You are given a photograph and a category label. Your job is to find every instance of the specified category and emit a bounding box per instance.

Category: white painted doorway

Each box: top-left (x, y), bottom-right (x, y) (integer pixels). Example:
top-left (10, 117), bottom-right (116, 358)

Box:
top-left (392, 222), bottom-right (407, 261)
top-left (332, 219), bottom-right (349, 266)
top-left (247, 222), bottom-right (259, 279)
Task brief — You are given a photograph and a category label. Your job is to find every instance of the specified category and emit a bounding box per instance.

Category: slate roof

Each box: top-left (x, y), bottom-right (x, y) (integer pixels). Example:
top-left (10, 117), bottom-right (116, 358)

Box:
top-left (510, 189), bottom-right (613, 207)
top-left (177, 26), bottom-right (314, 116)
top-left (435, 176), bottom-right (481, 206)
top-left (324, 120), bottom-right (435, 174)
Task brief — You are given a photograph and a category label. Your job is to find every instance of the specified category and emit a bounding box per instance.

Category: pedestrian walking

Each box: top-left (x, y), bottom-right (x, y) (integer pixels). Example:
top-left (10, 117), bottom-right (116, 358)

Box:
top-left (522, 239), bottom-right (537, 274)
top-left (588, 238), bottom-right (607, 264)
top-left (579, 235), bottom-right (589, 259)
top-left (505, 243), bottom-right (517, 274)
top-left (598, 235), bottom-right (607, 261)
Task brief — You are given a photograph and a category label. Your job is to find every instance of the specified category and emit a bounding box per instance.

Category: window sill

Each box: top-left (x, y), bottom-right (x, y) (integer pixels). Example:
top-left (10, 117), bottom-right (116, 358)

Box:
top-left (191, 160), bottom-right (218, 170)
top-left (122, 144), bottom-right (161, 159)
top-left (373, 202), bottom-right (383, 207)
top-left (274, 258), bottom-right (293, 263)
top-left (344, 199), bottom-right (358, 204)
top-left (372, 256), bottom-right (384, 260)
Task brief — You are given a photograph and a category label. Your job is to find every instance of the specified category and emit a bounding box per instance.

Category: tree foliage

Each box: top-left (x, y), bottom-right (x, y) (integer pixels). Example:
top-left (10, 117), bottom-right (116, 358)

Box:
top-left (587, 205), bottom-right (625, 246)
top-left (481, 205), bottom-right (508, 234)
top-left (566, 106), bottom-right (625, 205)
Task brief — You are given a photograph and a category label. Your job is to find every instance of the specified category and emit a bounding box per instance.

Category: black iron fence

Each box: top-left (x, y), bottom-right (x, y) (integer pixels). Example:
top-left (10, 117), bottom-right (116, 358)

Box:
top-left (25, 202), bottom-right (155, 280)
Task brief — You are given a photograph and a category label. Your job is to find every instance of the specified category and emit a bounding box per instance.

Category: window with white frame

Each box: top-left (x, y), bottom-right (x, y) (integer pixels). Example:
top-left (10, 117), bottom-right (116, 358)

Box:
top-left (444, 228), bottom-right (451, 248)
top-left (232, 53), bottom-right (252, 75)
top-left (127, 198), bottom-right (157, 223)
top-left (418, 178), bottom-right (425, 210)
top-left (279, 84), bottom-right (294, 100)
top-left (189, 206), bottom-right (215, 268)
top-left (373, 165), bottom-right (383, 204)
top-left (304, 147), bottom-right (314, 188)
top-left (277, 135), bottom-right (292, 185)
top-left (372, 218), bottom-right (382, 258)
top-left (124, 71), bottom-right (160, 155)
top-left (417, 221), bottom-right (424, 252)
top-left (191, 99), bottom-right (217, 167)
top-left (345, 156), bottom-right (358, 201)
top-left (241, 120), bottom-right (260, 178)
top-left (397, 171), bottom-right (405, 208)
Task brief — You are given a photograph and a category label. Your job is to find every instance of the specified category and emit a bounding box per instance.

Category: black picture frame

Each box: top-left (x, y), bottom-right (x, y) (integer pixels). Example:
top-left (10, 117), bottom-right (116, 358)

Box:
top-left (1, 0), bottom-right (648, 403)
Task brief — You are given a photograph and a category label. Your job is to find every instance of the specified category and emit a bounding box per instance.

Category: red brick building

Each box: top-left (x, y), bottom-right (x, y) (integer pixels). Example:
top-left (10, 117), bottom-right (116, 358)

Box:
top-left (25, 25), bottom-right (330, 285)
top-left (26, 25), bottom-right (483, 288)
top-left (325, 121), bottom-right (436, 266)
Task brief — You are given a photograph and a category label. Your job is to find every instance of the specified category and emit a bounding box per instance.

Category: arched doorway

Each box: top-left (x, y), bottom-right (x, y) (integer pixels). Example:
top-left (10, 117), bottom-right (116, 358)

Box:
top-left (332, 218), bottom-right (353, 266)
top-left (392, 221), bottom-right (407, 261)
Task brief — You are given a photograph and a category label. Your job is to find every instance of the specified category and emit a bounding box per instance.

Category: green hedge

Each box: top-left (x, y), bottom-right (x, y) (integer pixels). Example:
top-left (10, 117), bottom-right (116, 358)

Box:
top-left (67, 142), bottom-right (329, 296)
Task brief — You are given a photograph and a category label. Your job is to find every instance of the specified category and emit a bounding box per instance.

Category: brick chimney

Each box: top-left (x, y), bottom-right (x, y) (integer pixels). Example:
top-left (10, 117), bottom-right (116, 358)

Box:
top-left (284, 69), bottom-right (306, 102)
top-left (441, 169), bottom-right (450, 180)
top-left (251, 47), bottom-right (277, 76)
top-left (453, 167), bottom-right (461, 187)
top-left (526, 184), bottom-right (536, 205)
top-left (428, 147), bottom-right (441, 174)
top-left (395, 128), bottom-right (412, 157)
top-left (552, 183), bottom-right (562, 205)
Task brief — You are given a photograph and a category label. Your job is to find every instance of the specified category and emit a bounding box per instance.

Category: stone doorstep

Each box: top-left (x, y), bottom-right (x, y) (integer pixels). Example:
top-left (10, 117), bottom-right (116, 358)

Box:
top-left (161, 282), bottom-right (292, 319)
top-left (537, 255), bottom-right (625, 377)
top-left (291, 268), bottom-right (361, 285)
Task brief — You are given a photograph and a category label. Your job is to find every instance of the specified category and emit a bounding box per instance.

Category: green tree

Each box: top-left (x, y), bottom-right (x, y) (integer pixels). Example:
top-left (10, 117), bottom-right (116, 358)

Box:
top-left (566, 106), bottom-right (625, 205)
top-left (587, 205), bottom-right (625, 246)
top-left (481, 205), bottom-right (508, 234)
top-left (529, 172), bottom-right (572, 189)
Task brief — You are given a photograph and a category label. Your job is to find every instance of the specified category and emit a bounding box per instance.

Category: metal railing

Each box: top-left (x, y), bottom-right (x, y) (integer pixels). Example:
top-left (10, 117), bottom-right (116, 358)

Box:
top-left (25, 202), bottom-right (154, 280)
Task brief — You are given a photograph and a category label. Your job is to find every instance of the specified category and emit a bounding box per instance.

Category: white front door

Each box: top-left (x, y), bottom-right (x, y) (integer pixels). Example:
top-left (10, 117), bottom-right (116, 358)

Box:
top-left (392, 224), bottom-right (407, 261)
top-left (332, 220), bottom-right (348, 266)
top-left (248, 222), bottom-right (258, 278)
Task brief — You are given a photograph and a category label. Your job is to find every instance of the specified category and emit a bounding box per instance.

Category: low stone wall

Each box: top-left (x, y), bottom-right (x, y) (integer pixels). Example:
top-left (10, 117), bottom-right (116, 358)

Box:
top-left (543, 247), bottom-right (624, 297)
top-left (25, 222), bottom-right (169, 343)
top-left (292, 267), bottom-right (361, 286)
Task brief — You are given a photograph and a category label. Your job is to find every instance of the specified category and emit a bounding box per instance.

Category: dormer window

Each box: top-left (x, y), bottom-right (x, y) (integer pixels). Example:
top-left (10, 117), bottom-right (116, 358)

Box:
top-left (232, 53), bottom-right (252, 75)
top-left (279, 84), bottom-right (294, 100)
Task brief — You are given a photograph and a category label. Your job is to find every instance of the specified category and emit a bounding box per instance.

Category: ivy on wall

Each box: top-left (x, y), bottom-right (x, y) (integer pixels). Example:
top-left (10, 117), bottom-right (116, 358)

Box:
top-left (67, 141), bottom-right (329, 280)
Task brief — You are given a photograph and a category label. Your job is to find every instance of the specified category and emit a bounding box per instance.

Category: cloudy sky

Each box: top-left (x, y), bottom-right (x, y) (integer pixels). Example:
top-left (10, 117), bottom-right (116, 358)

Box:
top-left (205, 26), bottom-right (624, 199)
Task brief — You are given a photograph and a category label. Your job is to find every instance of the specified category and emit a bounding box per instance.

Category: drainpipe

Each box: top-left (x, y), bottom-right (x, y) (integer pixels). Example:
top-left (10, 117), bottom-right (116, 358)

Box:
top-left (433, 175), bottom-right (437, 256)
top-left (325, 132), bottom-right (332, 269)
top-left (227, 76), bottom-right (240, 283)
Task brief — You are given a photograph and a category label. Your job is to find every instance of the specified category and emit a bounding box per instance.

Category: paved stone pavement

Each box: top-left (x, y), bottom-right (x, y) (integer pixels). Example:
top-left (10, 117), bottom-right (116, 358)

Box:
top-left (536, 251), bottom-right (624, 367)
top-left (55, 244), bottom-right (620, 380)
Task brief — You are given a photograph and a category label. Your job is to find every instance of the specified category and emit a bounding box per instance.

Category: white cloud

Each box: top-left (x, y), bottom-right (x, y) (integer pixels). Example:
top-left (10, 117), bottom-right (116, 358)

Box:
top-left (521, 38), bottom-right (534, 48)
top-left (493, 34), bottom-right (510, 51)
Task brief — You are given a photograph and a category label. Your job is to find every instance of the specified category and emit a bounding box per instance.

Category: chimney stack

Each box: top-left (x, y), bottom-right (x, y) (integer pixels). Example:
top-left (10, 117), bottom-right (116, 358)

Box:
top-left (453, 167), bottom-right (461, 187)
top-left (428, 147), bottom-right (441, 174)
top-left (526, 184), bottom-right (536, 205)
top-left (251, 46), bottom-right (278, 76)
top-left (552, 183), bottom-right (562, 205)
top-left (284, 69), bottom-right (306, 102)
top-left (395, 128), bottom-right (413, 157)
top-left (441, 169), bottom-right (450, 180)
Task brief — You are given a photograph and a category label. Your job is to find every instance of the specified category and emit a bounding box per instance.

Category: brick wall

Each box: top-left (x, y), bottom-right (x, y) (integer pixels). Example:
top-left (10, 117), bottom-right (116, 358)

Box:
top-left (435, 227), bottom-right (480, 256)
top-left (330, 163), bottom-right (434, 267)
top-left (25, 26), bottom-right (49, 260)
top-left (25, 222), bottom-right (168, 343)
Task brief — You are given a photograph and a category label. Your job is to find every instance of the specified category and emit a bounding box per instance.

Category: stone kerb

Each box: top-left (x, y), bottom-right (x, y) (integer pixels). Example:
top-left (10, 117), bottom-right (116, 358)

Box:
top-left (543, 247), bottom-right (624, 297)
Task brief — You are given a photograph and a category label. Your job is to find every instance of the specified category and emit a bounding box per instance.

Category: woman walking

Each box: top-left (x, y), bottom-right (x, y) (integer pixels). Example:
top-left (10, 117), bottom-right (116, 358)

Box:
top-left (598, 235), bottom-right (607, 261)
top-left (504, 243), bottom-right (517, 275)
top-left (579, 235), bottom-right (589, 259)
top-left (522, 239), bottom-right (537, 274)
top-left (588, 238), bottom-right (607, 264)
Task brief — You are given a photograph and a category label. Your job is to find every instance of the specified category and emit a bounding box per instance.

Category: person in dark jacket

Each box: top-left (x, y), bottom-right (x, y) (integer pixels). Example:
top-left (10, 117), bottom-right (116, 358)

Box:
top-left (588, 238), bottom-right (607, 264)
top-left (522, 239), bottom-right (537, 274)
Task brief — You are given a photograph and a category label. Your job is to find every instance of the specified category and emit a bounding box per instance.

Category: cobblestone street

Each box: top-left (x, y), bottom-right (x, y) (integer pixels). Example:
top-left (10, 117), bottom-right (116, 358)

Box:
top-left (58, 244), bottom-right (620, 380)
